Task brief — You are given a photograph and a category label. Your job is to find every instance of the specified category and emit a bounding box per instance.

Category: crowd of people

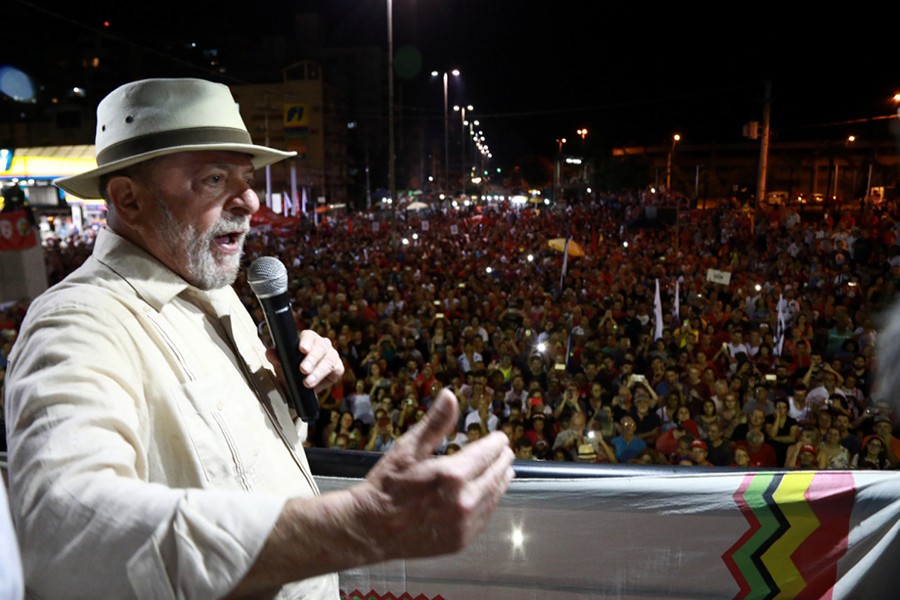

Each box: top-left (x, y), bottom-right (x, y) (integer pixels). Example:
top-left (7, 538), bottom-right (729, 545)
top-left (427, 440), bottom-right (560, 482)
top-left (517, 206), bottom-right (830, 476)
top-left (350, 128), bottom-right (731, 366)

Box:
top-left (4, 190), bottom-right (900, 469)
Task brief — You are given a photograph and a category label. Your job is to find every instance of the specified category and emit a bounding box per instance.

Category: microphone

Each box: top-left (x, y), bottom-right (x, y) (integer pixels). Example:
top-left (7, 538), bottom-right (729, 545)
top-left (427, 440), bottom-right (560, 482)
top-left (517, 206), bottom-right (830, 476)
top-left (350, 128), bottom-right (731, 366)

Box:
top-left (247, 256), bottom-right (319, 423)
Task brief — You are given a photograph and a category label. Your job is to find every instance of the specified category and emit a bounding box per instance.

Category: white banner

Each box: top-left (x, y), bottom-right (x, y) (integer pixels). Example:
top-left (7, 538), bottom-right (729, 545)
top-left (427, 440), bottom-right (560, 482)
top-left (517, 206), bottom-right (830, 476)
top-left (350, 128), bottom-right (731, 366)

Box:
top-left (321, 471), bottom-right (900, 599)
top-left (707, 268), bottom-right (732, 285)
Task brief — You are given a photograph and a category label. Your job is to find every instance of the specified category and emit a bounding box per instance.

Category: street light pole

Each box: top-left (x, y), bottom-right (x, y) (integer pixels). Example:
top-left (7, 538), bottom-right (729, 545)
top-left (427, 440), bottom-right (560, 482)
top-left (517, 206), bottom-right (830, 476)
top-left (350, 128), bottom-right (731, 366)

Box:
top-left (577, 128), bottom-right (587, 147)
top-left (454, 104), bottom-right (472, 192)
top-left (554, 137), bottom-right (566, 202)
top-left (577, 128), bottom-right (588, 182)
top-left (432, 69), bottom-right (459, 196)
top-left (387, 0), bottom-right (396, 210)
top-left (442, 72), bottom-right (449, 194)
top-left (836, 135), bottom-right (856, 203)
top-left (668, 133), bottom-right (681, 251)
top-left (666, 133), bottom-right (680, 192)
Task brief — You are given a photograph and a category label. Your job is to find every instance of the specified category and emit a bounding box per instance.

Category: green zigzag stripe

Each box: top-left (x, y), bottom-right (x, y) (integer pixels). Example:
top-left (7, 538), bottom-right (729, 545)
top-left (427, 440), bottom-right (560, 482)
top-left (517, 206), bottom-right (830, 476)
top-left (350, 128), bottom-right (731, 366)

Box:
top-left (729, 473), bottom-right (782, 599)
top-left (751, 474), bottom-right (788, 598)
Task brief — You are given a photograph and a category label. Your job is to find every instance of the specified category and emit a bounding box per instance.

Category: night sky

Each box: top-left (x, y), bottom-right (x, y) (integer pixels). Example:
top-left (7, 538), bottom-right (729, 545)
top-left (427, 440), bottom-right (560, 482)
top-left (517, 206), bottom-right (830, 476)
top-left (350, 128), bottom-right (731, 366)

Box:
top-left (6, 0), bottom-right (899, 168)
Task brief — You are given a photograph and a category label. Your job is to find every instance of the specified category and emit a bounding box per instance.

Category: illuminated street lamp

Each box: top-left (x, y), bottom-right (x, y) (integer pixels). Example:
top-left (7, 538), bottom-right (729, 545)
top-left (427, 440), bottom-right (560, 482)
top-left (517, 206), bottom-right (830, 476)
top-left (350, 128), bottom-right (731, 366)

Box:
top-left (666, 133), bottom-right (681, 191)
top-left (554, 137), bottom-right (567, 202)
top-left (577, 128), bottom-right (588, 146)
top-left (576, 129), bottom-right (589, 182)
top-left (834, 134), bottom-right (857, 202)
top-left (454, 103), bottom-right (473, 190)
top-left (556, 137), bottom-right (567, 154)
top-left (431, 69), bottom-right (460, 193)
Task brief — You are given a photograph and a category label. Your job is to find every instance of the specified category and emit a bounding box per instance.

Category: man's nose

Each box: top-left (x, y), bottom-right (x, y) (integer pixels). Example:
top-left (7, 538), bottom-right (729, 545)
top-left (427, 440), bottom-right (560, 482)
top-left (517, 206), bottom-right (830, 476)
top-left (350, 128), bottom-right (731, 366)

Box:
top-left (228, 185), bottom-right (260, 215)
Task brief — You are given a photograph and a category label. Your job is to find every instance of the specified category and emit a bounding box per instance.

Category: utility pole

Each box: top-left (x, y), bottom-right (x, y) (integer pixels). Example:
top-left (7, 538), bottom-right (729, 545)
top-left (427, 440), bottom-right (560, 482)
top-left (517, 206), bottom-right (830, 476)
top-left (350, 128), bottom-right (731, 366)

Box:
top-left (387, 0), bottom-right (396, 213)
top-left (754, 80), bottom-right (772, 234)
top-left (443, 73), bottom-right (450, 194)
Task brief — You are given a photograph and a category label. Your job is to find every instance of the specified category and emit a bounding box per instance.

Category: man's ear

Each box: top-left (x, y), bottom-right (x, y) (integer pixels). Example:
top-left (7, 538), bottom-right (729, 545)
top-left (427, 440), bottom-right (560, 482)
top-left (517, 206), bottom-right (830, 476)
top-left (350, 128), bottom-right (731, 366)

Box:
top-left (105, 175), bottom-right (145, 228)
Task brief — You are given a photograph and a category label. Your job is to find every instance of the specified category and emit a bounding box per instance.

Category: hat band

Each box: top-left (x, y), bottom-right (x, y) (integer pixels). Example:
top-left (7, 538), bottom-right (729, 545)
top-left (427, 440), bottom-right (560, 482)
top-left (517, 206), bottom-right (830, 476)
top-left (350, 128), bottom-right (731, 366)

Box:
top-left (97, 126), bottom-right (254, 166)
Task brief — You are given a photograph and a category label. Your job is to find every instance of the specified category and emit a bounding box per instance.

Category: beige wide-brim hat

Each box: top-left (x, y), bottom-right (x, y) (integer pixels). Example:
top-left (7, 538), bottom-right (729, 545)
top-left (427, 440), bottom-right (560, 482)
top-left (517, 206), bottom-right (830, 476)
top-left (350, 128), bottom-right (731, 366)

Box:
top-left (54, 78), bottom-right (296, 199)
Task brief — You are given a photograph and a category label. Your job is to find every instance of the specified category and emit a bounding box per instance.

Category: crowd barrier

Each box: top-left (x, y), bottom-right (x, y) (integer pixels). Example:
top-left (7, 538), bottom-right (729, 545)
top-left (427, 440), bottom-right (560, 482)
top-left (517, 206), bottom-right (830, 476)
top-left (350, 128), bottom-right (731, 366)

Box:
top-left (4, 451), bottom-right (900, 598)
top-left (309, 449), bottom-right (900, 599)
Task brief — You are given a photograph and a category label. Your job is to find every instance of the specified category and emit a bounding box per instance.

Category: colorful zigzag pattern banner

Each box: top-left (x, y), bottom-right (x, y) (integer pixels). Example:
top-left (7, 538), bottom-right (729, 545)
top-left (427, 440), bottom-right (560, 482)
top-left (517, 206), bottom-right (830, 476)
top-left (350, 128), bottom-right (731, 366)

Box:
top-left (724, 472), bottom-right (855, 599)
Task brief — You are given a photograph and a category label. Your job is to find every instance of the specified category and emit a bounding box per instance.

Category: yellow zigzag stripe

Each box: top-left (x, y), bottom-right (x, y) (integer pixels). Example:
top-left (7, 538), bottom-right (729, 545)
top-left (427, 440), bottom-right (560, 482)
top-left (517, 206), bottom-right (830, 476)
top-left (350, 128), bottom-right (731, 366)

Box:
top-left (762, 471), bottom-right (819, 599)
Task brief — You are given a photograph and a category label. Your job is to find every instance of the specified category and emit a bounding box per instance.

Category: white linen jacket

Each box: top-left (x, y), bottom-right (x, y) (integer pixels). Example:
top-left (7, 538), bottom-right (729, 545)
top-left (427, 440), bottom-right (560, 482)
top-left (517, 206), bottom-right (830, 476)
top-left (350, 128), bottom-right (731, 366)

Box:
top-left (4, 228), bottom-right (338, 599)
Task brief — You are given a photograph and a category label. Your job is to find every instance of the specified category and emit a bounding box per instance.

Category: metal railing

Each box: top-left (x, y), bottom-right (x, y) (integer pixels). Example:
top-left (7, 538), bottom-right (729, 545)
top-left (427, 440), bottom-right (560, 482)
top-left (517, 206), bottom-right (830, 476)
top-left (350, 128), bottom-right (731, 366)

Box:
top-left (2, 448), bottom-right (772, 488)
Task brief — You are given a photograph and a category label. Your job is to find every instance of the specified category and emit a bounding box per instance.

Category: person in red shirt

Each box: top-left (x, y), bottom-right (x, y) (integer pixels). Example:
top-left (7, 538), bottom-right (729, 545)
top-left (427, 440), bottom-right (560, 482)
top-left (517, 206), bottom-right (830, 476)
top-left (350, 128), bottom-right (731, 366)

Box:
top-left (413, 363), bottom-right (438, 399)
top-left (655, 405), bottom-right (701, 460)
top-left (523, 412), bottom-right (554, 448)
top-left (745, 430), bottom-right (778, 468)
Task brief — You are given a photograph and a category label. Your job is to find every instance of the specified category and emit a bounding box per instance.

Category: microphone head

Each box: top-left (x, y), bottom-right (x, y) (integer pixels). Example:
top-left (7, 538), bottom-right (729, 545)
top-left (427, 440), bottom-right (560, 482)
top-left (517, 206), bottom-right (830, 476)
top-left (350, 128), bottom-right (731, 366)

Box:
top-left (248, 256), bottom-right (288, 297)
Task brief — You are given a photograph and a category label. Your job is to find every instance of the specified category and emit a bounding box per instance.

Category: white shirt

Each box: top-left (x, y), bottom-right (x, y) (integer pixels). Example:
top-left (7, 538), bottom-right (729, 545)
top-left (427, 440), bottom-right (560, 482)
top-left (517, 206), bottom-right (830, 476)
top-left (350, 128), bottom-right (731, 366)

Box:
top-left (504, 389), bottom-right (529, 414)
top-left (726, 342), bottom-right (750, 357)
top-left (344, 392), bottom-right (374, 425)
top-left (0, 481), bottom-right (24, 600)
top-left (4, 228), bottom-right (338, 599)
top-left (788, 396), bottom-right (810, 424)
top-left (457, 351), bottom-right (483, 373)
top-left (807, 385), bottom-right (847, 413)
top-left (463, 408), bottom-right (499, 433)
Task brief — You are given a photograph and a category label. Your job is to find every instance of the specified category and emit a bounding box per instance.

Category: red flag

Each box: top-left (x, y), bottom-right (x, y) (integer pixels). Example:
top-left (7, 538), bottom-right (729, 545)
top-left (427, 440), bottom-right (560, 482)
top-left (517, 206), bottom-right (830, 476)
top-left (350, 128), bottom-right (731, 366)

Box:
top-left (0, 210), bottom-right (38, 252)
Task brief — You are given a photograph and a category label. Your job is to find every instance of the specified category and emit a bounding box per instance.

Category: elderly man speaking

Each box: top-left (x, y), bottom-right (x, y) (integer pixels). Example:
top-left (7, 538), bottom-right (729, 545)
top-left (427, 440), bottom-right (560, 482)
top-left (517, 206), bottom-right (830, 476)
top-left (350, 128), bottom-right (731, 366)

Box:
top-left (3, 78), bottom-right (513, 600)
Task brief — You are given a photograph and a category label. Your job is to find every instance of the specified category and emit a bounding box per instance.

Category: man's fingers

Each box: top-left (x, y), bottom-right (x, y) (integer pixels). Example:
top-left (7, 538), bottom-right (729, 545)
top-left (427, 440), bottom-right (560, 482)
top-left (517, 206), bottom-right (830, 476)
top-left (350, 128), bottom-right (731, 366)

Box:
top-left (297, 330), bottom-right (344, 388)
top-left (440, 431), bottom-right (515, 538)
top-left (443, 431), bottom-right (514, 486)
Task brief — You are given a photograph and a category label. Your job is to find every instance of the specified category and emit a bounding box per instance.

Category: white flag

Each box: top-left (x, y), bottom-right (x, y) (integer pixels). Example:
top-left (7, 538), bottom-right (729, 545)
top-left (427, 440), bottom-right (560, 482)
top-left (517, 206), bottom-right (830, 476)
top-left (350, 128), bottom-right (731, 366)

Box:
top-left (774, 293), bottom-right (786, 357)
top-left (654, 278), bottom-right (664, 341)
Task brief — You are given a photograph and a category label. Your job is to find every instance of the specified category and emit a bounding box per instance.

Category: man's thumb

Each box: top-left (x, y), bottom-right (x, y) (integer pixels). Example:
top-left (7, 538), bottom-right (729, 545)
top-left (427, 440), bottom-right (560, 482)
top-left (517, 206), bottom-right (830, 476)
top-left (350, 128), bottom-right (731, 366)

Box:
top-left (411, 388), bottom-right (460, 452)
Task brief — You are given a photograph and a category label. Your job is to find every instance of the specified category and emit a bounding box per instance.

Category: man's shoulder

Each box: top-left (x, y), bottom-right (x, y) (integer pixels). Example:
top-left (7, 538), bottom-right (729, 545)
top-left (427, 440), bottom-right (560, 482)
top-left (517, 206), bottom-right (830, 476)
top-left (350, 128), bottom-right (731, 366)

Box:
top-left (21, 260), bottom-right (137, 325)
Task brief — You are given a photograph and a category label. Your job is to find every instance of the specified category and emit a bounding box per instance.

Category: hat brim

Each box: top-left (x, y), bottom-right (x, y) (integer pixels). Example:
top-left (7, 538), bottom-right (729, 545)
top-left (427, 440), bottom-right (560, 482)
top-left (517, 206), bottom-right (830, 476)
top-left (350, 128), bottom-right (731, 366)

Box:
top-left (54, 143), bottom-right (296, 199)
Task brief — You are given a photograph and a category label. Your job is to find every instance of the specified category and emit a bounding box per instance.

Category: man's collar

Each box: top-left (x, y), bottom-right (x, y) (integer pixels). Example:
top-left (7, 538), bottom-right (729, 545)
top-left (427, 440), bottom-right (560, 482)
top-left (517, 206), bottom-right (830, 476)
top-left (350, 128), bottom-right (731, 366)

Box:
top-left (93, 228), bottom-right (190, 310)
top-left (93, 227), bottom-right (235, 313)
